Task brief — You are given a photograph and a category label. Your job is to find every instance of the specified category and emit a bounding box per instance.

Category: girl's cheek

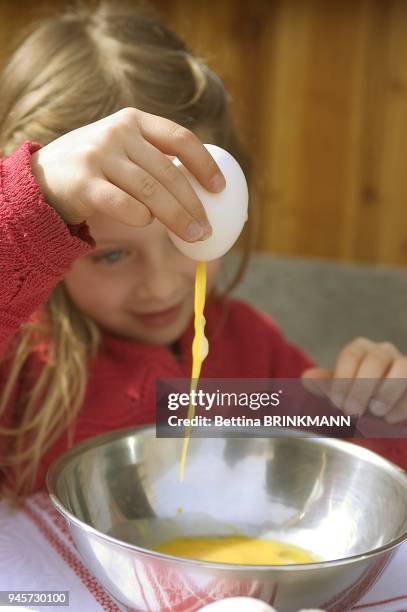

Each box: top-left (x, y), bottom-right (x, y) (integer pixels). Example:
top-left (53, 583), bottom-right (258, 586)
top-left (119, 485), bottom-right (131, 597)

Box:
top-left (71, 272), bottom-right (120, 304)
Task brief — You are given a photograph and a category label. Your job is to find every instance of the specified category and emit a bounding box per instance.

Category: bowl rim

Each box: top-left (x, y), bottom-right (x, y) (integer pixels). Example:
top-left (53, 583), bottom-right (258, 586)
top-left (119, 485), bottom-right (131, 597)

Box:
top-left (46, 424), bottom-right (407, 572)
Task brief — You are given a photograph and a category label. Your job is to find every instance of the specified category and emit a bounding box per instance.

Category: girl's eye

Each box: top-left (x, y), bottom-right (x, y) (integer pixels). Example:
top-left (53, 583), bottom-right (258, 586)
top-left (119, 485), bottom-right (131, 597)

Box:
top-left (96, 249), bottom-right (128, 264)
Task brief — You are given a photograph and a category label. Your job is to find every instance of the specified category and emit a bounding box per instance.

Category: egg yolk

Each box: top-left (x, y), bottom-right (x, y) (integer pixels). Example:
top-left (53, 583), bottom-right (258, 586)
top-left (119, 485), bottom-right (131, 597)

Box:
top-left (155, 535), bottom-right (319, 565)
top-left (180, 261), bottom-right (208, 481)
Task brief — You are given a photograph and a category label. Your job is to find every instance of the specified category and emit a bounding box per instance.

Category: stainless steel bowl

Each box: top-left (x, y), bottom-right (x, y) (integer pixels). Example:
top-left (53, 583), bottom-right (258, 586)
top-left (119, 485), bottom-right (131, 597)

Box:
top-left (47, 427), bottom-right (407, 612)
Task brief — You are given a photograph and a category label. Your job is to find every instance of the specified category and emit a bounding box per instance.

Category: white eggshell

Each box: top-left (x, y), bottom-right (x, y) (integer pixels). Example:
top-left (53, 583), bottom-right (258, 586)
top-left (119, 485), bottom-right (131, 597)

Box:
top-left (168, 144), bottom-right (248, 261)
top-left (198, 597), bottom-right (277, 612)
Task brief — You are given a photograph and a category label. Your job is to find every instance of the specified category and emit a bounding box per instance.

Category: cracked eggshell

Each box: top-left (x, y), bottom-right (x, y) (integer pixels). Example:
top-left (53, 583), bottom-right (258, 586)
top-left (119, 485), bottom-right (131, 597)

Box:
top-left (168, 144), bottom-right (248, 261)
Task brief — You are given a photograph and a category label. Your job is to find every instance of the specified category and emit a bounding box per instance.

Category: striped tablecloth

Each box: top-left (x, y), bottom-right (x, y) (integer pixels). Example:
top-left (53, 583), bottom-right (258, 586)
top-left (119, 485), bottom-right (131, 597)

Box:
top-left (0, 493), bottom-right (405, 612)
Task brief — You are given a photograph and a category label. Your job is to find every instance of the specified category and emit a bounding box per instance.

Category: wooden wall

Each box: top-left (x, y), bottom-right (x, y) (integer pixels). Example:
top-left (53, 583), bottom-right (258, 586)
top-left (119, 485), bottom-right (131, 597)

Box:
top-left (1, 0), bottom-right (407, 266)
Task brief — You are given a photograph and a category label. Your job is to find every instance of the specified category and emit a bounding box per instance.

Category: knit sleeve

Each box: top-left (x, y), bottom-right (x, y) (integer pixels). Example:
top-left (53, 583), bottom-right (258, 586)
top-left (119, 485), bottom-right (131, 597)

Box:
top-left (0, 140), bottom-right (95, 356)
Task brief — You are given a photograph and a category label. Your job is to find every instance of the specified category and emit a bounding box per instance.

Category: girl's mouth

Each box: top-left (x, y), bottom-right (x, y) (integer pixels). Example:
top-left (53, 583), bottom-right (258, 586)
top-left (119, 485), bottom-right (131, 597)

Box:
top-left (130, 303), bottom-right (183, 327)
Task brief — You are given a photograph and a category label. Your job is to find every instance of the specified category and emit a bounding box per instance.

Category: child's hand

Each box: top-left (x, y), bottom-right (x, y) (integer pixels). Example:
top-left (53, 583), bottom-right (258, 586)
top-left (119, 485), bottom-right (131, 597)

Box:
top-left (30, 107), bottom-right (226, 241)
top-left (302, 337), bottom-right (407, 423)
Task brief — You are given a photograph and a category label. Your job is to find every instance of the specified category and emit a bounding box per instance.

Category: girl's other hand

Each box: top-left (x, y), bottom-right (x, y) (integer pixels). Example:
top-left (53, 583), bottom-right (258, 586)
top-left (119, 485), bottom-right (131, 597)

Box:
top-left (30, 107), bottom-right (226, 242)
top-left (302, 337), bottom-right (407, 424)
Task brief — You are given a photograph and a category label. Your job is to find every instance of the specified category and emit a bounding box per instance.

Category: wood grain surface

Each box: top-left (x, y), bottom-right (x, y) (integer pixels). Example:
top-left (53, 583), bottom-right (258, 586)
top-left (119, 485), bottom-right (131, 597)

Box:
top-left (1, 0), bottom-right (406, 265)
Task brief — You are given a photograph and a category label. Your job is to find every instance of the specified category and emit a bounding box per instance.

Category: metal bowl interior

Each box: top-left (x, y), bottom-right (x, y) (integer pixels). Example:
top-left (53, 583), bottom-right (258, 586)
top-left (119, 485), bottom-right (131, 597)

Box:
top-left (47, 427), bottom-right (407, 567)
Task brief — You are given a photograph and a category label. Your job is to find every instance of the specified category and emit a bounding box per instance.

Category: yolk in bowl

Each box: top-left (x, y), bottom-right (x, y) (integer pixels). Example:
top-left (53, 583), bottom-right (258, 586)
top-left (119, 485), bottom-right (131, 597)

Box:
top-left (155, 534), bottom-right (319, 565)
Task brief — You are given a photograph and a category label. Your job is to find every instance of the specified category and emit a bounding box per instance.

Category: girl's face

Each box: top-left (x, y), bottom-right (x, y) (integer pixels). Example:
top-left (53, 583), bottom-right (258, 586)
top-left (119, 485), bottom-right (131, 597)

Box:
top-left (63, 213), bottom-right (221, 345)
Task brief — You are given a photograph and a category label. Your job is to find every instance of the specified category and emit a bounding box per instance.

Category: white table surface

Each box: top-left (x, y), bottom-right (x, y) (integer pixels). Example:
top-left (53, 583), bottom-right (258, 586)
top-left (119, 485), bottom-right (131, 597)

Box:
top-left (0, 493), bottom-right (405, 612)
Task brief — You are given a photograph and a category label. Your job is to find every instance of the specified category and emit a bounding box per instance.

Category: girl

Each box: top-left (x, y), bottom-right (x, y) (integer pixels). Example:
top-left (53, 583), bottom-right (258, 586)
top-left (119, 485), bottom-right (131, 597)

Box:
top-left (0, 1), bottom-right (405, 502)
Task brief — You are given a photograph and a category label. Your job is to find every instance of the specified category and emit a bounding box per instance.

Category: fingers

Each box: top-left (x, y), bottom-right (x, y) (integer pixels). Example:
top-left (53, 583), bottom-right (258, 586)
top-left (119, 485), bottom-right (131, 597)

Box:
top-left (129, 108), bottom-right (226, 192)
top-left (330, 337), bottom-right (373, 411)
top-left (370, 356), bottom-right (407, 422)
top-left (340, 342), bottom-right (398, 416)
top-left (123, 138), bottom-right (213, 239)
top-left (311, 337), bottom-right (406, 422)
top-left (104, 107), bottom-right (223, 240)
top-left (83, 177), bottom-right (153, 227)
top-left (102, 156), bottom-right (210, 242)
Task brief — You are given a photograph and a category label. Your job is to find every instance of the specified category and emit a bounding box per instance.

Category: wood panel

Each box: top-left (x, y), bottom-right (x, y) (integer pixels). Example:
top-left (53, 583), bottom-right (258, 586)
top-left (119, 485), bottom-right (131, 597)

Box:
top-left (0, 0), bottom-right (406, 265)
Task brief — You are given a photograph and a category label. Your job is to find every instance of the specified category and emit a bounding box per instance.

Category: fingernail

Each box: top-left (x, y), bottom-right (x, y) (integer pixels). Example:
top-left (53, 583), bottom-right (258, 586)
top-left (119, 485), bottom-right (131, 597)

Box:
top-left (199, 221), bottom-right (212, 240)
top-left (186, 221), bottom-right (204, 241)
top-left (369, 399), bottom-right (389, 417)
top-left (344, 398), bottom-right (363, 416)
top-left (210, 172), bottom-right (226, 192)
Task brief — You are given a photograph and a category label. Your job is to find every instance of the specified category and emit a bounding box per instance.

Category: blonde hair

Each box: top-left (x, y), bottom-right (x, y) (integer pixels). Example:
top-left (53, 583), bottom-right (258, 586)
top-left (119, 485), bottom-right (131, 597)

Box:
top-left (0, 0), bottom-right (256, 501)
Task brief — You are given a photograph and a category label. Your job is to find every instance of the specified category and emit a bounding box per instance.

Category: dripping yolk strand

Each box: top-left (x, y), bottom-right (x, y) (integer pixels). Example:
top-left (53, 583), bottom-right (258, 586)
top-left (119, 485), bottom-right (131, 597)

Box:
top-left (179, 261), bottom-right (208, 481)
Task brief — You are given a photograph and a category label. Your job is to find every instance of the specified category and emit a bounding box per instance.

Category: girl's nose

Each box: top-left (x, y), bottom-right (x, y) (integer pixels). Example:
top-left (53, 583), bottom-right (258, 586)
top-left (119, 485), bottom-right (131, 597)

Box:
top-left (137, 261), bottom-right (180, 302)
